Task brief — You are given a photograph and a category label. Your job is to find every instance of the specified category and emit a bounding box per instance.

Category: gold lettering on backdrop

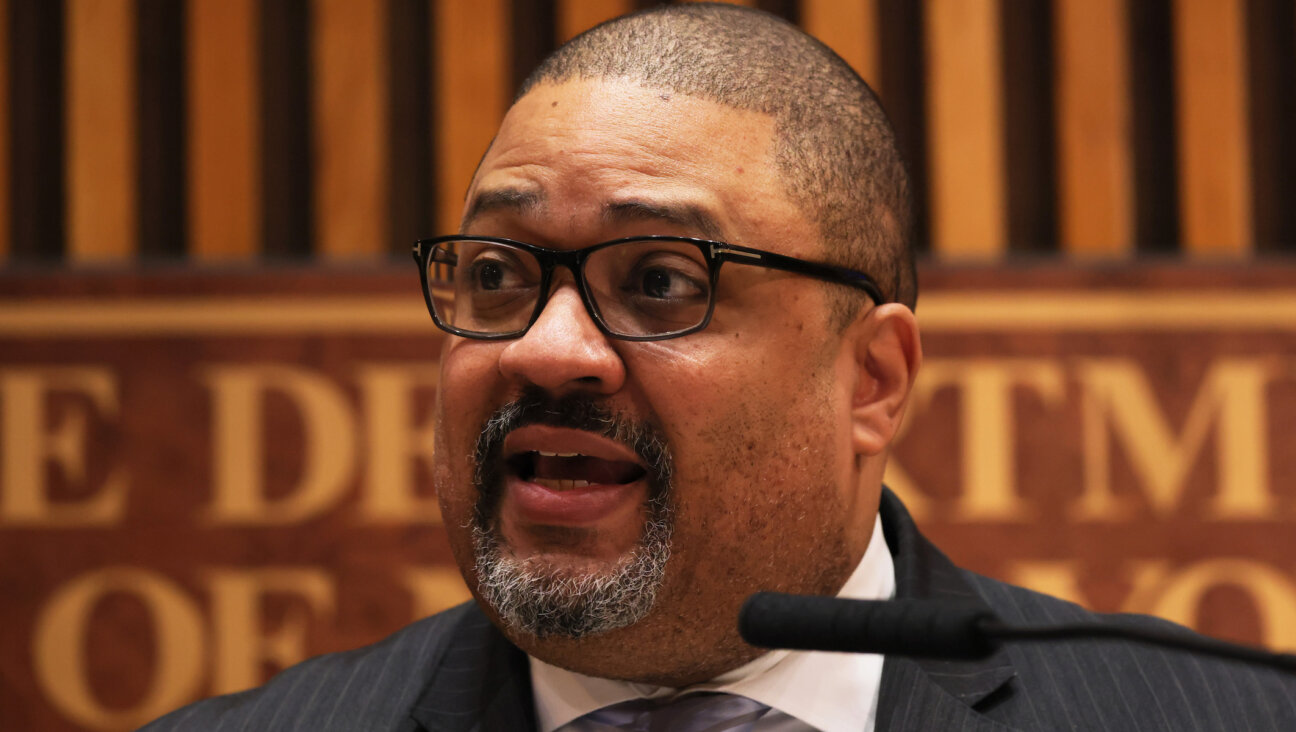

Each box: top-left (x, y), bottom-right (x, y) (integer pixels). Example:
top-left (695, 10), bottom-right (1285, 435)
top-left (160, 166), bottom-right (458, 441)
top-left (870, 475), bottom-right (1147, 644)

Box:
top-left (202, 365), bottom-right (356, 524)
top-left (356, 365), bottom-right (442, 522)
top-left (1074, 358), bottom-right (1277, 520)
top-left (206, 568), bottom-right (336, 694)
top-left (0, 367), bottom-right (127, 526)
top-left (1123, 560), bottom-right (1296, 648)
top-left (33, 568), bottom-right (205, 731)
top-left (402, 567), bottom-right (473, 619)
top-left (893, 359), bottom-right (1065, 520)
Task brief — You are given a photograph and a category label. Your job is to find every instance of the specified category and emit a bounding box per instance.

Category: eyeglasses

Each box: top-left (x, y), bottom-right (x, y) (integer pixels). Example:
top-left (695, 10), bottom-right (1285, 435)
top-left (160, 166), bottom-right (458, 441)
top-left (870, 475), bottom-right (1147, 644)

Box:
top-left (412, 235), bottom-right (887, 341)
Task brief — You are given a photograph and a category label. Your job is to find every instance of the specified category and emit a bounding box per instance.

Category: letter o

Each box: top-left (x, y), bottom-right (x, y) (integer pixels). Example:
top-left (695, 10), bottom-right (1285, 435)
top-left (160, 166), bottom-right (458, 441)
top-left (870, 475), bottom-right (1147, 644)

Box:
top-left (1150, 559), bottom-right (1296, 649)
top-left (33, 568), bottom-right (205, 730)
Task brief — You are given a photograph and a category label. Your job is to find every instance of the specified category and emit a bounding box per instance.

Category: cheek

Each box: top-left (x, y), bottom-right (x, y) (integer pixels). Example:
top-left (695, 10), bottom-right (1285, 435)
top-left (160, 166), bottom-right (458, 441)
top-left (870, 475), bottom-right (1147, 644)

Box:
top-left (671, 350), bottom-right (847, 551)
top-left (433, 343), bottom-right (503, 520)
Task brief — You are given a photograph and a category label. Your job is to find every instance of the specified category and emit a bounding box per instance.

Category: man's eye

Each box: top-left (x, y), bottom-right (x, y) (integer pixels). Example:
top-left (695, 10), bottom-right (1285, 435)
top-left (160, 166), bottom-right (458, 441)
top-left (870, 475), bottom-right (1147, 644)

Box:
top-left (465, 256), bottom-right (525, 291)
top-left (474, 261), bottom-right (506, 290)
top-left (634, 266), bottom-right (704, 300)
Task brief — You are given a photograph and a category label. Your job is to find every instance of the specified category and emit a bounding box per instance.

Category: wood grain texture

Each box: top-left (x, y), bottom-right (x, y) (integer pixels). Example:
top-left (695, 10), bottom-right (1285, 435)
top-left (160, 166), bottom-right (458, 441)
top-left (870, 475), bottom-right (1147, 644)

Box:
top-left (434, 0), bottom-right (509, 233)
top-left (1055, 0), bottom-right (1133, 256)
top-left (1172, 0), bottom-right (1252, 255)
top-left (802, 0), bottom-right (878, 86)
top-left (925, 0), bottom-right (1006, 259)
top-left (557, 0), bottom-right (630, 43)
top-left (66, 0), bottom-right (136, 262)
top-left (312, 0), bottom-right (388, 259)
top-left (187, 0), bottom-right (259, 261)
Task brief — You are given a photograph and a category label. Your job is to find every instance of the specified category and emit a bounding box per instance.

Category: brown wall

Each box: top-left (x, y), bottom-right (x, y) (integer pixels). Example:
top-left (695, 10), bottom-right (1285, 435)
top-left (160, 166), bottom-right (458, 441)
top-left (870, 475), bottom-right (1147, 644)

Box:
top-left (4, 0), bottom-right (1294, 264)
top-left (4, 264), bottom-right (1296, 730)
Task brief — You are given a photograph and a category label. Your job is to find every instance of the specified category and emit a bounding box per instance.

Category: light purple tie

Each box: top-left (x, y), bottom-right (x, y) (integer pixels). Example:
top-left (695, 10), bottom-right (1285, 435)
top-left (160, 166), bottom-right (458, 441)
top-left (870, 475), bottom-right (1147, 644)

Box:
top-left (570, 692), bottom-right (772, 732)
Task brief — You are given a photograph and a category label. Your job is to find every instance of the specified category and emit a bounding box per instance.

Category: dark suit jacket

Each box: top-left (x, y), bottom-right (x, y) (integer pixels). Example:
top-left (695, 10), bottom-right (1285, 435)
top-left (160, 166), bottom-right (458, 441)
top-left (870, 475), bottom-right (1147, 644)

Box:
top-left (142, 490), bottom-right (1296, 731)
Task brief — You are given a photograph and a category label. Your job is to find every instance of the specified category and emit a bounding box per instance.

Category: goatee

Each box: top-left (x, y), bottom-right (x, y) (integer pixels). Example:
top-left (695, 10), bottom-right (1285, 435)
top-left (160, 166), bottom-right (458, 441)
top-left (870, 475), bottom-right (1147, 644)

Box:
top-left (470, 388), bottom-right (674, 638)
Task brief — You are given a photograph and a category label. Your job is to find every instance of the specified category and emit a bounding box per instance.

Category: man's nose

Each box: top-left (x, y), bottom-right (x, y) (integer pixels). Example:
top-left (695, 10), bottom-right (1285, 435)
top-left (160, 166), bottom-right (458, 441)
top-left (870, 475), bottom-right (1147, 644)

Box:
top-left (497, 282), bottom-right (626, 395)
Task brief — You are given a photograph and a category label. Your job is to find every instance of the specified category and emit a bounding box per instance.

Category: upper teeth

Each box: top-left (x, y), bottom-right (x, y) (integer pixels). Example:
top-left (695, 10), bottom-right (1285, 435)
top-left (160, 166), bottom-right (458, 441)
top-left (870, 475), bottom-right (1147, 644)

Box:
top-left (537, 451), bottom-right (581, 457)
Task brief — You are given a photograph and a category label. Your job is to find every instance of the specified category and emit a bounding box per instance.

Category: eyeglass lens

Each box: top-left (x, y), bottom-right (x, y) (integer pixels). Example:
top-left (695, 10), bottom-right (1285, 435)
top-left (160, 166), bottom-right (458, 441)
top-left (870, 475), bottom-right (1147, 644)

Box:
top-left (427, 239), bottom-right (714, 337)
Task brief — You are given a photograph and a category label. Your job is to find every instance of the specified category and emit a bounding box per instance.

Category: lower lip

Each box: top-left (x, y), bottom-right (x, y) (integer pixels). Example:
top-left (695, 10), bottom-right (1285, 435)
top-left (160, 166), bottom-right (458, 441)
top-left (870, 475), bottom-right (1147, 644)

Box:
top-left (503, 475), bottom-right (646, 526)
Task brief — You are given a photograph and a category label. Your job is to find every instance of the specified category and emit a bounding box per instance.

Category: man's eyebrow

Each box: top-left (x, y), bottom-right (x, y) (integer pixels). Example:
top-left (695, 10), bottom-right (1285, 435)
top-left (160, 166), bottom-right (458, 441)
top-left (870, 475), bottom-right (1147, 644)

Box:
top-left (461, 188), bottom-right (546, 230)
top-left (602, 200), bottom-right (726, 241)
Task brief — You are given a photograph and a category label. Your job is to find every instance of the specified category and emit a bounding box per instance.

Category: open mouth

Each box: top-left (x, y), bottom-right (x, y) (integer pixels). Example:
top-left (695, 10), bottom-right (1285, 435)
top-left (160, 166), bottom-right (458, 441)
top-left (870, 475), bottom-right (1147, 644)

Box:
top-left (507, 451), bottom-right (647, 491)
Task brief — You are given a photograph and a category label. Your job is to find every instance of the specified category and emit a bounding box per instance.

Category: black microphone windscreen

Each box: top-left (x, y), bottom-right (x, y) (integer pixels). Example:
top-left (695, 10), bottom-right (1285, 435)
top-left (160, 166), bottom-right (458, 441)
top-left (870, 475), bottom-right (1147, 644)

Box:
top-left (739, 593), bottom-right (1000, 660)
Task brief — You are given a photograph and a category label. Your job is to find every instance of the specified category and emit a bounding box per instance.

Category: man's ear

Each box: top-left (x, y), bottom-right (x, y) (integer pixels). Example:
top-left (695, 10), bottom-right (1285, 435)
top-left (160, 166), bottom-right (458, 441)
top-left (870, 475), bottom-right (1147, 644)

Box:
top-left (850, 303), bottom-right (922, 456)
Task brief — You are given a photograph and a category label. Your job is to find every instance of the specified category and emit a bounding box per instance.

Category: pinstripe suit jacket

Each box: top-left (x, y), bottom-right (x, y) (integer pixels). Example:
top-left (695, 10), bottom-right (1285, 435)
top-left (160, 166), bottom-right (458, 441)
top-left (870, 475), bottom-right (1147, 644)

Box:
top-left (142, 490), bottom-right (1296, 731)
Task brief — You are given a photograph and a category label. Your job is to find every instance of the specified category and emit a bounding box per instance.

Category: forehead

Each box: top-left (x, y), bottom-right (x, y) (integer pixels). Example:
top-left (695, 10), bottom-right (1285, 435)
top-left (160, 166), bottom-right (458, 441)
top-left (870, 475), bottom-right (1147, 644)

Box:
top-left (464, 79), bottom-right (813, 252)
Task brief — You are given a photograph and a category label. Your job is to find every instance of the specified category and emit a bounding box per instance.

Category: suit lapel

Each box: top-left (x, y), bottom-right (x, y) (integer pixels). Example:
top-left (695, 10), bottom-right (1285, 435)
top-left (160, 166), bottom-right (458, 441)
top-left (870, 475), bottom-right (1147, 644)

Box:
top-left (407, 606), bottom-right (538, 732)
top-left (875, 489), bottom-right (1021, 731)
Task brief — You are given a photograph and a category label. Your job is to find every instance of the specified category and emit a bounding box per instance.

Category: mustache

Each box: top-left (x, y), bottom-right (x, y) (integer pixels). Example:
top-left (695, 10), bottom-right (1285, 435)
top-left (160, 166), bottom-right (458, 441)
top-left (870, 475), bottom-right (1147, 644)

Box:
top-left (471, 387), bottom-right (674, 519)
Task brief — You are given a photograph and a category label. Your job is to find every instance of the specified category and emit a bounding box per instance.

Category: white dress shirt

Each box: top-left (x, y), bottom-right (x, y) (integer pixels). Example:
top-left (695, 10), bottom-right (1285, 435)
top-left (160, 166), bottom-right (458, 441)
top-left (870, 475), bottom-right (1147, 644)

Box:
top-left (530, 514), bottom-right (895, 732)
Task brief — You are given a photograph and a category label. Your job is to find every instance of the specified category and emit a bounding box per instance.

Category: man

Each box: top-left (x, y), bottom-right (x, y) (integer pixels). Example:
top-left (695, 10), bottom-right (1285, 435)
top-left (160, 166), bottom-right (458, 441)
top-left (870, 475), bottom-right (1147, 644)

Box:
top-left (146, 4), bottom-right (1294, 730)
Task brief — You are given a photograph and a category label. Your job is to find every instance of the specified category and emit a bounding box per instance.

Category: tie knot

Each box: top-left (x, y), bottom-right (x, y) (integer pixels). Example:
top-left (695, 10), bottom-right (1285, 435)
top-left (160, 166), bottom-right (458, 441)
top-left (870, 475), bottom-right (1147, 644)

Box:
top-left (573, 692), bottom-right (771, 732)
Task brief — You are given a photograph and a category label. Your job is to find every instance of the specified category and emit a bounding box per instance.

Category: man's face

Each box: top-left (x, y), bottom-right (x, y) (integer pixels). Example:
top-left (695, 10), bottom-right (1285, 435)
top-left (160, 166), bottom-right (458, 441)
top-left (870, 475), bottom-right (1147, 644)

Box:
top-left (433, 79), bottom-right (881, 684)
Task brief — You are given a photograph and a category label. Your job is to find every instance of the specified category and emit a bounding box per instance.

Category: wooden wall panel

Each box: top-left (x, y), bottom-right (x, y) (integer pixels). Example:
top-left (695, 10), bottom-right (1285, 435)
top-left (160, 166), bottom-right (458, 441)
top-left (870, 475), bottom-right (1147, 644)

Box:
top-left (312, 0), bottom-right (387, 259)
top-left (66, 0), bottom-right (137, 262)
top-left (259, 0), bottom-right (313, 259)
top-left (136, 0), bottom-right (187, 259)
top-left (1246, 0), bottom-right (1296, 252)
top-left (2, 0), bottom-right (1295, 265)
top-left (434, 0), bottom-right (510, 233)
top-left (803, 0), bottom-right (878, 85)
top-left (0, 0), bottom-right (7, 260)
top-left (387, 0), bottom-right (433, 255)
top-left (1173, 0), bottom-right (1252, 256)
top-left (557, 0), bottom-right (631, 44)
top-left (1055, 0), bottom-right (1133, 257)
top-left (187, 0), bottom-right (260, 261)
top-left (925, 0), bottom-right (1006, 259)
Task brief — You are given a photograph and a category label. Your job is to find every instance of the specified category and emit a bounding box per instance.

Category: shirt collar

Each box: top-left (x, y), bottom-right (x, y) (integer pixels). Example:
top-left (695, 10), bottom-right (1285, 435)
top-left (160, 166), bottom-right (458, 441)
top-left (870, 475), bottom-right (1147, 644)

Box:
top-left (530, 514), bottom-right (895, 732)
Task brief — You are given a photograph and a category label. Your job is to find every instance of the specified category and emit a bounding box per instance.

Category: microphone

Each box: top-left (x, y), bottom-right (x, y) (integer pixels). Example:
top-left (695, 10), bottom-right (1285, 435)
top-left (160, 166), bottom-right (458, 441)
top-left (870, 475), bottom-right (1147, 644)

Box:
top-left (739, 592), bottom-right (1296, 673)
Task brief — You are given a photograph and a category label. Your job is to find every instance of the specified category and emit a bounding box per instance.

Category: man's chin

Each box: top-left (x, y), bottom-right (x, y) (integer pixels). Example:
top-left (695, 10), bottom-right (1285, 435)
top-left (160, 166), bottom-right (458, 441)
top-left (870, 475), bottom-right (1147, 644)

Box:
top-left (471, 522), bottom-right (670, 640)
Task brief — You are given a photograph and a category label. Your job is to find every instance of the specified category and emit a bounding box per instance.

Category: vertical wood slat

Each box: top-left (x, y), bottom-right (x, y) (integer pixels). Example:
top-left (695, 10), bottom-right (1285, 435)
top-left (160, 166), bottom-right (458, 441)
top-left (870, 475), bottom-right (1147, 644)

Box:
top-left (510, 0), bottom-right (556, 96)
top-left (1128, 0), bottom-right (1180, 252)
top-left (802, 0), bottom-right (878, 87)
top-left (0, 0), bottom-right (8, 260)
top-left (1244, 0), bottom-right (1295, 251)
top-left (877, 1), bottom-right (931, 253)
top-left (387, 0), bottom-right (433, 255)
top-left (1000, 0), bottom-right (1057, 253)
top-left (10, 0), bottom-right (65, 260)
top-left (1172, 0), bottom-right (1251, 256)
top-left (434, 0), bottom-right (510, 233)
top-left (1055, 0), bottom-right (1133, 257)
top-left (187, 0), bottom-right (259, 260)
top-left (67, 0), bottom-right (137, 262)
top-left (259, 0), bottom-right (312, 259)
top-left (557, 0), bottom-right (629, 44)
top-left (312, 0), bottom-right (387, 258)
top-left (137, 0), bottom-right (188, 258)
top-left (925, 0), bottom-right (1006, 259)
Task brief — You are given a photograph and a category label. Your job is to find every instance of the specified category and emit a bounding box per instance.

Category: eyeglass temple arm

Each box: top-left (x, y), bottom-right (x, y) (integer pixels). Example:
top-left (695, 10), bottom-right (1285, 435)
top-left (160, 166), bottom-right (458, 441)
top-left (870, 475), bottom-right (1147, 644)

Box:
top-left (412, 241), bottom-right (459, 266)
top-left (713, 244), bottom-right (888, 304)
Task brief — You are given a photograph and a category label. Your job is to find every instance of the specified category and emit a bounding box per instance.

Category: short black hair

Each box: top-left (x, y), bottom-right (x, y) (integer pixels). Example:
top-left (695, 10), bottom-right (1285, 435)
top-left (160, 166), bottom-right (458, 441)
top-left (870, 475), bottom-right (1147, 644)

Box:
top-left (517, 2), bottom-right (916, 315)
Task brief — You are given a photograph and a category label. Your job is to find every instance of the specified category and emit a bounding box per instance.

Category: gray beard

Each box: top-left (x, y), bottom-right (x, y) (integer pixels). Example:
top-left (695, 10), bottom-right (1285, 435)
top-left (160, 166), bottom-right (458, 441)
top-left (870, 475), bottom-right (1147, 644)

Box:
top-left (469, 389), bottom-right (675, 639)
top-left (472, 495), bottom-right (673, 638)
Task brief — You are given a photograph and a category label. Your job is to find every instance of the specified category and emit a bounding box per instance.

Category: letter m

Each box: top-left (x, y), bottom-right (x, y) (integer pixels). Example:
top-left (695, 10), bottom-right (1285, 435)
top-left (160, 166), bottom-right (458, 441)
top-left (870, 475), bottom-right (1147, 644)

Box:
top-left (1074, 358), bottom-right (1275, 519)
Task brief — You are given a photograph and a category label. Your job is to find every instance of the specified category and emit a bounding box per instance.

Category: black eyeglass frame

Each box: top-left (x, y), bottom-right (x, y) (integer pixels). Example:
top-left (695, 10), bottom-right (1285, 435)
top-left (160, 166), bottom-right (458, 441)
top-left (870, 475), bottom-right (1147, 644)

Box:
top-left (411, 234), bottom-right (889, 342)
